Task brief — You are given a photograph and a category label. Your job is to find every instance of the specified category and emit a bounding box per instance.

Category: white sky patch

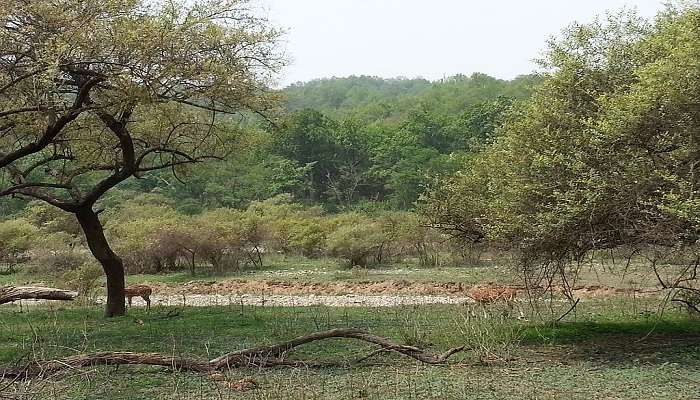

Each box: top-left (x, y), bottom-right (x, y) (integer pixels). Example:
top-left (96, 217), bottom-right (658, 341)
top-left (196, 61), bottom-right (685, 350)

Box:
top-left (260, 0), bottom-right (666, 87)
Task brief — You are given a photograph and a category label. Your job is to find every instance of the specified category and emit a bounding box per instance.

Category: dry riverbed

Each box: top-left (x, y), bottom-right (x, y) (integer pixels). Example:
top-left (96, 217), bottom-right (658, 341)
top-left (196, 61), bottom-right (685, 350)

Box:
top-left (119, 280), bottom-right (660, 308)
top-left (3, 279), bottom-right (661, 309)
top-left (147, 279), bottom-right (658, 297)
top-left (125, 293), bottom-right (472, 308)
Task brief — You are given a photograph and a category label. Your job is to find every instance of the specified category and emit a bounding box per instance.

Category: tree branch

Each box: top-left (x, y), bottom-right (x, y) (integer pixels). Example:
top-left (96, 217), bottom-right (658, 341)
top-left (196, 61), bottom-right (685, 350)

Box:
top-left (0, 286), bottom-right (78, 305)
top-left (78, 108), bottom-right (136, 206)
top-left (0, 328), bottom-right (465, 379)
top-left (0, 106), bottom-right (48, 118)
top-left (21, 154), bottom-right (74, 176)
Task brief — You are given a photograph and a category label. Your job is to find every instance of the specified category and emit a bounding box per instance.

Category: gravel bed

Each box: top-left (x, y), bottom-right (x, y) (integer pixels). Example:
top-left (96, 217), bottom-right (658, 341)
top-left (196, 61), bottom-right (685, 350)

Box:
top-left (125, 293), bottom-right (473, 308)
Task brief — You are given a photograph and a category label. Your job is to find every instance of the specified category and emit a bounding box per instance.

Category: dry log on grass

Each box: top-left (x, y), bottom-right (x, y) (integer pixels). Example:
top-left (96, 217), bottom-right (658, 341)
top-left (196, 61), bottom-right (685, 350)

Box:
top-left (0, 286), bottom-right (78, 305)
top-left (0, 328), bottom-right (465, 380)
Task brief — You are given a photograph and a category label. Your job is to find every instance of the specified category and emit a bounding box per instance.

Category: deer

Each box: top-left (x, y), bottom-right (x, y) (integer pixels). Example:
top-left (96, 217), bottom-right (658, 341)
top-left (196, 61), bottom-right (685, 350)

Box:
top-left (124, 285), bottom-right (152, 310)
top-left (465, 284), bottom-right (522, 318)
top-left (467, 285), bottom-right (518, 304)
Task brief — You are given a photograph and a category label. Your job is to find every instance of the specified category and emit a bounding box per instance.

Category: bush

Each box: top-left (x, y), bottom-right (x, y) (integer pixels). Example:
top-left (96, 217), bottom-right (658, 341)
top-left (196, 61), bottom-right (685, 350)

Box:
top-left (196, 209), bottom-right (248, 274)
top-left (29, 232), bottom-right (89, 272)
top-left (326, 215), bottom-right (387, 267)
top-left (250, 195), bottom-right (329, 256)
top-left (380, 211), bottom-right (446, 267)
top-left (0, 218), bottom-right (40, 268)
top-left (62, 261), bottom-right (104, 302)
top-left (22, 201), bottom-right (81, 235)
top-left (287, 217), bottom-right (329, 257)
top-left (107, 206), bottom-right (183, 274)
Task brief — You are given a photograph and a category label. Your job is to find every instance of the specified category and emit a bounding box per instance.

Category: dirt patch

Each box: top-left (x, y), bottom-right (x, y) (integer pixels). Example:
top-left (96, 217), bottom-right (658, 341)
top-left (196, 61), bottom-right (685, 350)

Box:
top-left (149, 279), bottom-right (659, 299)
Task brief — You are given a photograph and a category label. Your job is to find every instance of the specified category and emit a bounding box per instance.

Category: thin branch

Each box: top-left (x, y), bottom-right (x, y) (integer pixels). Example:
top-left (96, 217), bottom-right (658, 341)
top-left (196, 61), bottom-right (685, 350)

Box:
top-left (0, 182), bottom-right (72, 197)
top-left (0, 106), bottom-right (47, 118)
top-left (21, 154), bottom-right (74, 176)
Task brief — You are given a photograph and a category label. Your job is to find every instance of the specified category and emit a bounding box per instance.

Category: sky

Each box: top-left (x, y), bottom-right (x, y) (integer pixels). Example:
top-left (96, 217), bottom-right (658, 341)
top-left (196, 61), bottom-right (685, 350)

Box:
top-left (261, 0), bottom-right (667, 87)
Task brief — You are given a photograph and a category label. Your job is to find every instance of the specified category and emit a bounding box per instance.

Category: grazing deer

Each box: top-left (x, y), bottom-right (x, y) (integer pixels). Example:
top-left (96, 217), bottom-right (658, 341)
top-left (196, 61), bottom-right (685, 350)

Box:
top-left (468, 285), bottom-right (518, 305)
top-left (124, 285), bottom-right (152, 310)
top-left (465, 284), bottom-right (523, 318)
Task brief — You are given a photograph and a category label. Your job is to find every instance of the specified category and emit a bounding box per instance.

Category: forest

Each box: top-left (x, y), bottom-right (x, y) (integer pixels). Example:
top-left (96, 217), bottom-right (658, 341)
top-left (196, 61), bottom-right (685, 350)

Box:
top-left (1, 72), bottom-right (540, 216)
top-left (0, 1), bottom-right (699, 399)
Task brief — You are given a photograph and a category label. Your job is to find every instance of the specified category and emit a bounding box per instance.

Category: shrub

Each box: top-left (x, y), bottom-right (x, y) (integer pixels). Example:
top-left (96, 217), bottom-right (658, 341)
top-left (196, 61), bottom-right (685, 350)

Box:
top-left (22, 201), bottom-right (81, 235)
top-left (287, 217), bottom-right (329, 257)
top-left (0, 218), bottom-right (40, 270)
top-left (62, 261), bottom-right (104, 302)
top-left (326, 215), bottom-right (387, 267)
top-left (29, 232), bottom-right (89, 272)
top-left (196, 209), bottom-right (248, 274)
top-left (379, 211), bottom-right (445, 267)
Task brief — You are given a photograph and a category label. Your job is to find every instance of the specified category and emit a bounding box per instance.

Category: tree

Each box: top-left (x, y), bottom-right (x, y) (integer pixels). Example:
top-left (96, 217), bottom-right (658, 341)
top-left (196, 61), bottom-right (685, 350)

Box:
top-left (0, 218), bottom-right (39, 271)
top-left (0, 0), bottom-right (283, 316)
top-left (425, 7), bottom-right (700, 289)
top-left (326, 213), bottom-right (387, 267)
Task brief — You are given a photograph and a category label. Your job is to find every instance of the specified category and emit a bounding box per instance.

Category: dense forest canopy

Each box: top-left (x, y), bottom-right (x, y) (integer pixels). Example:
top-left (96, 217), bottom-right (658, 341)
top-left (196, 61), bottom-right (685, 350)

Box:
top-left (283, 73), bottom-right (541, 122)
top-left (152, 73), bottom-right (541, 211)
top-left (0, 72), bottom-right (542, 216)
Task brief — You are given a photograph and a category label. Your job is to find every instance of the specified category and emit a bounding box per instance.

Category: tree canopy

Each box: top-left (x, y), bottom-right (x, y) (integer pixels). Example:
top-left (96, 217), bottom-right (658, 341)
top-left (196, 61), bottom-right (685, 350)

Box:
top-left (424, 7), bottom-right (700, 276)
top-left (0, 0), bottom-right (284, 316)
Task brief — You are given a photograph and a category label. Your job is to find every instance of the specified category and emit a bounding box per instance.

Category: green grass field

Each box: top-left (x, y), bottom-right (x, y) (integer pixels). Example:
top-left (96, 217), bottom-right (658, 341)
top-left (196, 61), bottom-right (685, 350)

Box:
top-left (1, 297), bottom-right (699, 399)
top-left (2, 257), bottom-right (699, 399)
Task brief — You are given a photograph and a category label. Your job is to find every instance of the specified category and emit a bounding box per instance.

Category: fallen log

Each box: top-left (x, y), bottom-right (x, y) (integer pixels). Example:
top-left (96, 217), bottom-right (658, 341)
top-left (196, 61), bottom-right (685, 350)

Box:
top-left (0, 328), bottom-right (465, 379)
top-left (0, 286), bottom-right (78, 305)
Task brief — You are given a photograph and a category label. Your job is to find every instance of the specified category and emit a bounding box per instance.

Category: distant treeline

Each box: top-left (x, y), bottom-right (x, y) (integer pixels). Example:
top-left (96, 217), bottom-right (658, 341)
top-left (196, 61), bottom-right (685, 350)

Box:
top-left (284, 73), bottom-right (541, 122)
top-left (0, 73), bottom-right (542, 217)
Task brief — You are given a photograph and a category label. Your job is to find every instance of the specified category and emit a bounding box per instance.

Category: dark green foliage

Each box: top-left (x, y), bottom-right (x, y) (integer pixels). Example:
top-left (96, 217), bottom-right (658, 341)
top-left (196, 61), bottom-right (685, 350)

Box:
top-left (0, 72), bottom-right (539, 217)
top-left (283, 73), bottom-right (541, 123)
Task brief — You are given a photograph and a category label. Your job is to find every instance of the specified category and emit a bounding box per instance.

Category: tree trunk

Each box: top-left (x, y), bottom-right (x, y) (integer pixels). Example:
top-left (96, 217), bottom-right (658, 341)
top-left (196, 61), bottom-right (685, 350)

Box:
top-left (189, 252), bottom-right (196, 276)
top-left (0, 286), bottom-right (78, 305)
top-left (76, 208), bottom-right (126, 317)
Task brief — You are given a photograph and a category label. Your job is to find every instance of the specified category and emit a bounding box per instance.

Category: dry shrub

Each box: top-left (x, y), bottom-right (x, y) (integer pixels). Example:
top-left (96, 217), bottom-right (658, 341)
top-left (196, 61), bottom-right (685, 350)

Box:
top-left (62, 262), bottom-right (104, 303)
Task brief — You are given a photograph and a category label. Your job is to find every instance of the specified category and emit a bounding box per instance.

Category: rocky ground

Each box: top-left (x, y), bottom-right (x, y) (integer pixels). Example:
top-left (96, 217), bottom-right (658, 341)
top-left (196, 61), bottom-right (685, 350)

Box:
top-left (148, 279), bottom-right (658, 296)
top-left (126, 293), bottom-right (471, 308)
top-left (117, 280), bottom-right (660, 308)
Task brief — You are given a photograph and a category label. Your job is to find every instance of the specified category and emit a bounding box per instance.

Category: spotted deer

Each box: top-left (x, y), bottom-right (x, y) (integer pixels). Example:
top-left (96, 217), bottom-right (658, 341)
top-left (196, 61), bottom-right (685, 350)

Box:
top-left (124, 285), bottom-right (152, 309)
top-left (467, 285), bottom-right (518, 304)
top-left (466, 284), bottom-right (523, 318)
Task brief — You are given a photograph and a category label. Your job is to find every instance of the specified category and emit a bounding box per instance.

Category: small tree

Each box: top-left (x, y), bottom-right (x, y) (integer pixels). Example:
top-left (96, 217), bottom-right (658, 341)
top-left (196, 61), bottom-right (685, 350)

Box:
top-left (326, 214), bottom-right (387, 267)
top-left (197, 210), bottom-right (247, 274)
top-left (0, 218), bottom-right (39, 272)
top-left (0, 0), bottom-right (283, 316)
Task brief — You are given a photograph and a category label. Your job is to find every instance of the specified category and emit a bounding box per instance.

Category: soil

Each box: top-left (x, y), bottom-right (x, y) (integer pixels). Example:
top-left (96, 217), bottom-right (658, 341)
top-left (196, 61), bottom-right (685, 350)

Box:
top-left (113, 280), bottom-right (662, 308)
top-left (149, 279), bottom-right (659, 298)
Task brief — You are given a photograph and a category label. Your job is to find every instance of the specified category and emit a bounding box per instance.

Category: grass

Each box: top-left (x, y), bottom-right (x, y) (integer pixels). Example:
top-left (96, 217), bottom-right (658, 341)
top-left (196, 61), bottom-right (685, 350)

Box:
top-left (1, 298), bottom-right (699, 399)
top-left (2, 257), bottom-right (699, 398)
top-left (127, 257), bottom-right (517, 285)
top-left (0, 255), bottom-right (678, 292)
